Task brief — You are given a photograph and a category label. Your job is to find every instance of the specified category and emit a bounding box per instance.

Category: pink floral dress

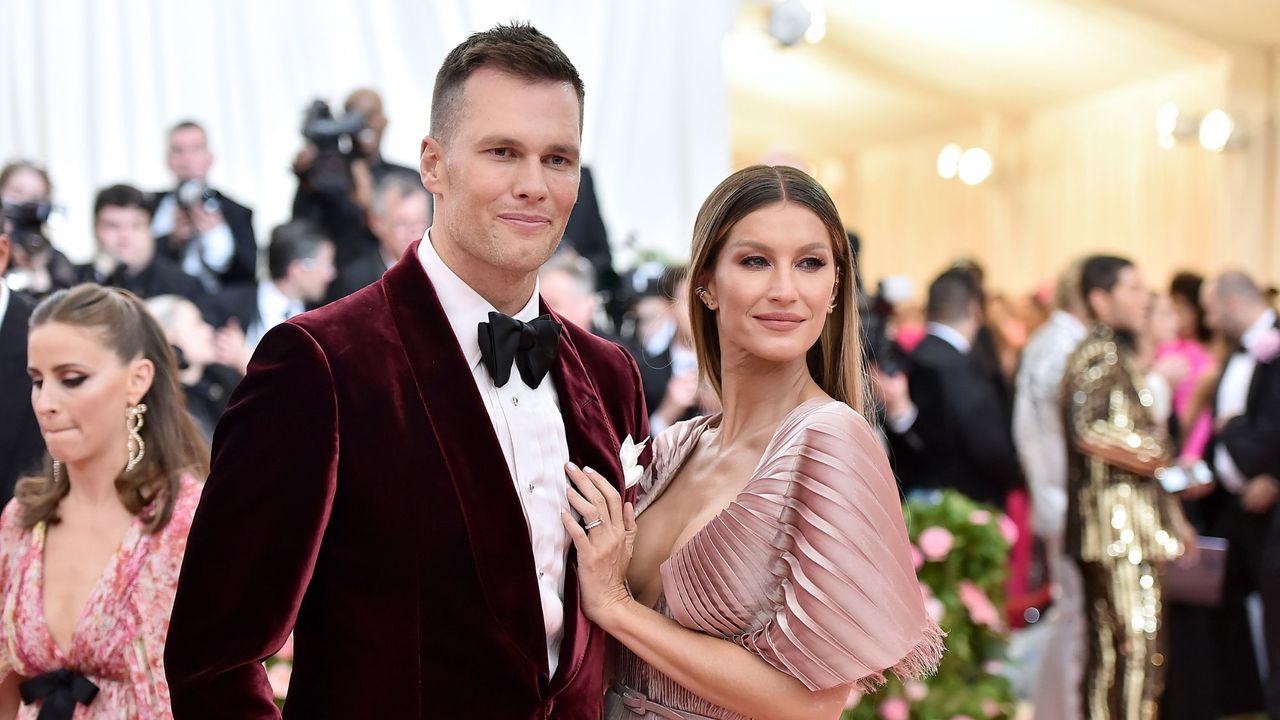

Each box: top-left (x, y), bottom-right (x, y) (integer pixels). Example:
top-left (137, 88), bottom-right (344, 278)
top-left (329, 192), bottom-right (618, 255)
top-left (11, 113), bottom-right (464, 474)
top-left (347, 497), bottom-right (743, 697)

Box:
top-left (0, 475), bottom-right (201, 719)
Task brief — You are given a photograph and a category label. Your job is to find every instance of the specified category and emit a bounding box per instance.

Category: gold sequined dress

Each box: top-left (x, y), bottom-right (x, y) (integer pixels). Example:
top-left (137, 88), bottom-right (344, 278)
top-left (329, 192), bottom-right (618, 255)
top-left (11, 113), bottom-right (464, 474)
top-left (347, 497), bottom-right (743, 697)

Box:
top-left (1063, 324), bottom-right (1187, 720)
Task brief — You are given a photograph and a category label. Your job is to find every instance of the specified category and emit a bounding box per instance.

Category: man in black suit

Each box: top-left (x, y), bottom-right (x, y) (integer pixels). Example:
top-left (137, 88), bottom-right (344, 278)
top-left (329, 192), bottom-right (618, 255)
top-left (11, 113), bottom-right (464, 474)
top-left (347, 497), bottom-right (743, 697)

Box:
top-left (888, 267), bottom-right (1024, 508)
top-left (561, 166), bottom-right (614, 289)
top-left (152, 121), bottom-right (257, 291)
top-left (0, 226), bottom-right (45, 505)
top-left (210, 221), bottom-right (335, 373)
top-left (81, 184), bottom-right (209, 309)
top-left (1198, 270), bottom-right (1280, 717)
top-left (326, 173), bottom-right (431, 302)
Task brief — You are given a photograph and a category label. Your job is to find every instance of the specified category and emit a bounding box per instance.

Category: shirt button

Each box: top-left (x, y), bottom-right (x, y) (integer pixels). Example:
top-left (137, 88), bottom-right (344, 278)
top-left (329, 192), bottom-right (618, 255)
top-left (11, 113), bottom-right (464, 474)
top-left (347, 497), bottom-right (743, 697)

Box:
top-left (528, 483), bottom-right (536, 493)
top-left (539, 571), bottom-right (546, 578)
top-left (512, 396), bottom-right (520, 407)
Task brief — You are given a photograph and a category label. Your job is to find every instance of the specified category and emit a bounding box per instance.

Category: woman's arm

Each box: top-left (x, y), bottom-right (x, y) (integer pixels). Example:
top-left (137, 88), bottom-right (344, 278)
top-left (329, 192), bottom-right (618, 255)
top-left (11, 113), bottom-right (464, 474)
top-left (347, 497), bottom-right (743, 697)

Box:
top-left (561, 465), bottom-right (851, 720)
top-left (600, 598), bottom-right (851, 720)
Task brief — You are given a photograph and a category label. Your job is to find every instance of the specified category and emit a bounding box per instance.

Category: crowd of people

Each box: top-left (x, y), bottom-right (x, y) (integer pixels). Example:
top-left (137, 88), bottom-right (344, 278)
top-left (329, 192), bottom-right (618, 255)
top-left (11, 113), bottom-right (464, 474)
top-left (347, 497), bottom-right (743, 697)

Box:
top-left (0, 19), bottom-right (1277, 720)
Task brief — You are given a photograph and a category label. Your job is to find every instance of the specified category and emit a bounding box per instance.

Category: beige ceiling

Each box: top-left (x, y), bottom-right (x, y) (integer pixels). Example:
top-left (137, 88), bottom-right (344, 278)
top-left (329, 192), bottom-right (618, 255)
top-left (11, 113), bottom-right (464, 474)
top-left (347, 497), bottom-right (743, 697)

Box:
top-left (728, 0), bottom-right (1277, 159)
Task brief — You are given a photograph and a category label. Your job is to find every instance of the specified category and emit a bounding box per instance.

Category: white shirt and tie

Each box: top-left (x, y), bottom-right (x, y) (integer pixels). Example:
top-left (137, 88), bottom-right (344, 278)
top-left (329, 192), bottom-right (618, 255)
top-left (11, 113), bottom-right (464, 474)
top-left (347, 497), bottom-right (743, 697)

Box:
top-left (417, 231), bottom-right (572, 676)
top-left (1214, 308), bottom-right (1279, 493)
top-left (245, 281), bottom-right (306, 351)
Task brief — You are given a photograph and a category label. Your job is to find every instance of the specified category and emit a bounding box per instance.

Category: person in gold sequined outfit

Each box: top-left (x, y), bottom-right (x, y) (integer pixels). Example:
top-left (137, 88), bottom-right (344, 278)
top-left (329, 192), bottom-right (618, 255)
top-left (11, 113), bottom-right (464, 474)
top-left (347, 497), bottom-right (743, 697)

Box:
top-left (1063, 256), bottom-right (1196, 720)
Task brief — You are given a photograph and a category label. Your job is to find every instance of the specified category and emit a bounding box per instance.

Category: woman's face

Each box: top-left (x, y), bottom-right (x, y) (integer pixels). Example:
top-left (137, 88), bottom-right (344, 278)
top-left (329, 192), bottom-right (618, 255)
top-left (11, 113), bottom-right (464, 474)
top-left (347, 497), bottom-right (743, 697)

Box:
top-left (1, 167), bottom-right (50, 205)
top-left (702, 202), bottom-right (837, 367)
top-left (1170, 294), bottom-right (1200, 340)
top-left (1147, 293), bottom-right (1181, 346)
top-left (28, 323), bottom-right (153, 468)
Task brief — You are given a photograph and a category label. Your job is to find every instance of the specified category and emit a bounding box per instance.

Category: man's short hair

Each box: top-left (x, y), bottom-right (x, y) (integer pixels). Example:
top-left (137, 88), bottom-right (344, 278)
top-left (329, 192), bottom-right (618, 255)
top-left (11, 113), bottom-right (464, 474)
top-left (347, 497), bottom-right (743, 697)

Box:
top-left (94, 184), bottom-right (153, 221)
top-left (267, 221), bottom-right (331, 280)
top-left (169, 119), bottom-right (206, 138)
top-left (372, 173), bottom-right (431, 219)
top-left (540, 252), bottom-right (595, 297)
top-left (430, 22), bottom-right (584, 142)
top-left (1213, 270), bottom-right (1264, 304)
top-left (1079, 255), bottom-right (1134, 312)
top-left (926, 267), bottom-right (981, 324)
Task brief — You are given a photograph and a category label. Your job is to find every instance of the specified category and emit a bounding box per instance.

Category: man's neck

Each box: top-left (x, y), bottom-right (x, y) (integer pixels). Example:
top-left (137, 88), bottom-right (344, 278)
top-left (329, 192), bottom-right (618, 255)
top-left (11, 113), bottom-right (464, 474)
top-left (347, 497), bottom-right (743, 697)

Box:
top-left (271, 279), bottom-right (302, 303)
top-left (430, 229), bottom-right (536, 315)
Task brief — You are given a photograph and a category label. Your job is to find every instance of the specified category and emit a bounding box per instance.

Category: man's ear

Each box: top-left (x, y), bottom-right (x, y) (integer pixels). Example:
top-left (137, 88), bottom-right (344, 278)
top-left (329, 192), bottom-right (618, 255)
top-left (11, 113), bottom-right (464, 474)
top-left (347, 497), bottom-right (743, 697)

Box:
top-left (421, 136), bottom-right (445, 195)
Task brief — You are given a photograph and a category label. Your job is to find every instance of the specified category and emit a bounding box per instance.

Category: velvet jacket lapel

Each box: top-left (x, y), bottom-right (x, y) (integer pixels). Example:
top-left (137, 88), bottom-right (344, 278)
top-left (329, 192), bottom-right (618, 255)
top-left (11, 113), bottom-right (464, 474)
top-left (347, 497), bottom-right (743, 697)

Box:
top-left (542, 303), bottom-right (628, 691)
top-left (380, 243), bottom-right (549, 676)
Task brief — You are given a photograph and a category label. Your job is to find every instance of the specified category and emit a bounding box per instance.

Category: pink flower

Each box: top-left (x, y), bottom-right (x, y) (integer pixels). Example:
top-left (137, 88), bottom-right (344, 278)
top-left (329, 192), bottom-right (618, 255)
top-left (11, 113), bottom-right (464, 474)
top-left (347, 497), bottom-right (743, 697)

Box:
top-left (911, 544), bottom-right (924, 570)
top-left (951, 716), bottom-right (975, 720)
top-left (904, 680), bottom-right (929, 701)
top-left (918, 527), bottom-right (954, 561)
top-left (879, 697), bottom-right (910, 720)
top-left (925, 597), bottom-right (946, 623)
top-left (984, 660), bottom-right (1005, 674)
top-left (969, 510), bottom-right (992, 525)
top-left (997, 514), bottom-right (1019, 545)
top-left (958, 580), bottom-right (1003, 629)
top-left (277, 632), bottom-right (295, 662)
top-left (267, 660), bottom-right (293, 700)
top-left (1252, 327), bottom-right (1280, 363)
top-left (981, 699), bottom-right (1001, 717)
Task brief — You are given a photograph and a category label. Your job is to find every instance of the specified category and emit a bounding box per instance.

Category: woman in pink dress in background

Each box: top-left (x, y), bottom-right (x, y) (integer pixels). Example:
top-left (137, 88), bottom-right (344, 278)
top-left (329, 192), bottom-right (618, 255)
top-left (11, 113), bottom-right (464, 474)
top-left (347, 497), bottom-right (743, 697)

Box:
top-left (561, 166), bottom-right (943, 720)
top-left (1157, 272), bottom-right (1215, 461)
top-left (0, 285), bottom-right (206, 719)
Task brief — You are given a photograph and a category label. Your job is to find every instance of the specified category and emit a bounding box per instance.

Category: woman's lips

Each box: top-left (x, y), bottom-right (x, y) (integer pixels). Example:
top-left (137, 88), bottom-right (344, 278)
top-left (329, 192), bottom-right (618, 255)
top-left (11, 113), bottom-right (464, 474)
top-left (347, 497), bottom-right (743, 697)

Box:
top-left (755, 312), bottom-right (805, 331)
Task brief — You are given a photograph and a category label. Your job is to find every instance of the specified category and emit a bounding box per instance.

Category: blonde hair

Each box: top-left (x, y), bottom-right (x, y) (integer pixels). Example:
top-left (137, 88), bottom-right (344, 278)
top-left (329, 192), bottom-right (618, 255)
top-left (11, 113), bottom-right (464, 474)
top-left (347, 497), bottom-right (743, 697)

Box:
top-left (687, 165), bottom-right (866, 414)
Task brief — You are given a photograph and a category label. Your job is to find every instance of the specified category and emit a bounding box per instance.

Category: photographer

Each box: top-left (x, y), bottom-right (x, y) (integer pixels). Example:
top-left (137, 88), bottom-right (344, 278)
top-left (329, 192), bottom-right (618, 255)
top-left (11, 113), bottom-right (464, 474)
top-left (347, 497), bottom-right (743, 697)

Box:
top-left (80, 183), bottom-right (209, 307)
top-left (152, 121), bottom-right (258, 291)
top-left (0, 160), bottom-right (78, 299)
top-left (291, 88), bottom-right (417, 268)
top-left (326, 173), bottom-right (431, 302)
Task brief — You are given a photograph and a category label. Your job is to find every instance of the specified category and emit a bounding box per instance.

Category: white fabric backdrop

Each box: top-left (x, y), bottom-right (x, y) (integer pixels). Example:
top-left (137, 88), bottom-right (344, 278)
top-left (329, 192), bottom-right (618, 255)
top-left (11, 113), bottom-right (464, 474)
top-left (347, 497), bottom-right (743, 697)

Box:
top-left (1, 0), bottom-right (735, 265)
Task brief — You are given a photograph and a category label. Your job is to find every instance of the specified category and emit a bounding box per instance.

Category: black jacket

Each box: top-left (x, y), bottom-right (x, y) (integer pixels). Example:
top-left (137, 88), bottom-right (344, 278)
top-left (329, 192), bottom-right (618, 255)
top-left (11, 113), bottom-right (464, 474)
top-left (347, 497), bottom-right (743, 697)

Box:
top-left (0, 291), bottom-right (45, 505)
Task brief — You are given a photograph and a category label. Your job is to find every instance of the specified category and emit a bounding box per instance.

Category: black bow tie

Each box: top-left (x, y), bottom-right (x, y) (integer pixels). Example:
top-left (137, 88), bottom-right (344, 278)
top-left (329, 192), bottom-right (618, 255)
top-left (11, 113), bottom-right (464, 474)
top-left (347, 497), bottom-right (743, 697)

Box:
top-left (478, 312), bottom-right (562, 388)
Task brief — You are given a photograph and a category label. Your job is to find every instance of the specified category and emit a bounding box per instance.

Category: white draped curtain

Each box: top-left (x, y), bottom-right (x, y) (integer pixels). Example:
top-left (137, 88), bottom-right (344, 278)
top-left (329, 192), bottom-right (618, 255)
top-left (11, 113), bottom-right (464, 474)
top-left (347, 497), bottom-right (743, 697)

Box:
top-left (1, 0), bottom-right (735, 264)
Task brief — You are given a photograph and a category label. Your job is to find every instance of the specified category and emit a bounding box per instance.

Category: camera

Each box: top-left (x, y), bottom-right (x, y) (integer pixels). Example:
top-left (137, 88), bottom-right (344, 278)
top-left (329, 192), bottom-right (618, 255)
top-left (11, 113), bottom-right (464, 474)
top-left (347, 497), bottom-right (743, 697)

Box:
top-left (301, 99), bottom-right (368, 195)
top-left (1, 200), bottom-right (52, 253)
top-left (860, 283), bottom-right (907, 377)
top-left (176, 180), bottom-right (220, 214)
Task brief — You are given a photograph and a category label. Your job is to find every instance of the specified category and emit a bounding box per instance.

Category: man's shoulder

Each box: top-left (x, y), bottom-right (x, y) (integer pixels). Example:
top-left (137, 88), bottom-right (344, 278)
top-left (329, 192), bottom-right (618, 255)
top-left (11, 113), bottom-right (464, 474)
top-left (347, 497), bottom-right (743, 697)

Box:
top-left (562, 322), bottom-right (637, 382)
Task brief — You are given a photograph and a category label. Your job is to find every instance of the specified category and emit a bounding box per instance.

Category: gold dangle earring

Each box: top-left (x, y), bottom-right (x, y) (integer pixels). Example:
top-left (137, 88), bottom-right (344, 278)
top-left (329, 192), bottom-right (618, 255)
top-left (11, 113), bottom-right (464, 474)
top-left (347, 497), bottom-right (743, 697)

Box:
top-left (695, 286), bottom-right (717, 310)
top-left (125, 403), bottom-right (148, 473)
top-left (52, 460), bottom-right (63, 483)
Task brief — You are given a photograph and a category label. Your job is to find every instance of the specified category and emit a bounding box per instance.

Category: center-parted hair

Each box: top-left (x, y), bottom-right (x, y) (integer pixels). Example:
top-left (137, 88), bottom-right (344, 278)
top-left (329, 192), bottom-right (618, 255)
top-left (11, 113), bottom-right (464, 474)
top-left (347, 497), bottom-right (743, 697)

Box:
top-left (687, 165), bottom-right (865, 414)
top-left (430, 22), bottom-right (585, 143)
top-left (18, 285), bottom-right (209, 534)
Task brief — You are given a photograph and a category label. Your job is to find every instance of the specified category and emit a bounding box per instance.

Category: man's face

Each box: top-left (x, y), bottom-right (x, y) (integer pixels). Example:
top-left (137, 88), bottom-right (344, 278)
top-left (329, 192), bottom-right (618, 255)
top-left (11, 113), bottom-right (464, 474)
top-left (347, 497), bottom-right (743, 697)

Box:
top-left (0, 233), bottom-right (10, 275)
top-left (290, 243), bottom-right (337, 303)
top-left (95, 205), bottom-right (155, 271)
top-left (1105, 266), bottom-right (1150, 334)
top-left (424, 67), bottom-right (581, 281)
top-left (346, 90), bottom-right (387, 158)
top-left (167, 127), bottom-right (214, 183)
top-left (370, 190), bottom-right (431, 261)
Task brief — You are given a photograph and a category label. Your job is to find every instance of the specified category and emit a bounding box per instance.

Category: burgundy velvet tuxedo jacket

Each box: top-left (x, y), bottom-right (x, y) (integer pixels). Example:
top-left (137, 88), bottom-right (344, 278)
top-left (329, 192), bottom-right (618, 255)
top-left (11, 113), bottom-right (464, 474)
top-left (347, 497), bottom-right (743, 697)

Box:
top-left (165, 241), bottom-right (648, 719)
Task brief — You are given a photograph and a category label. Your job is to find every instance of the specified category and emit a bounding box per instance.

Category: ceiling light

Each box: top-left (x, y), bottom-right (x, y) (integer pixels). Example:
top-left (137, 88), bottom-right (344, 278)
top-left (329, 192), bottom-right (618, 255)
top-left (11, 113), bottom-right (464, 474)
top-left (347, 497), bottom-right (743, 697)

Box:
top-left (957, 147), bottom-right (992, 185)
top-left (1199, 109), bottom-right (1233, 152)
top-left (937, 144), bottom-right (962, 179)
top-left (1155, 103), bottom-right (1179, 137)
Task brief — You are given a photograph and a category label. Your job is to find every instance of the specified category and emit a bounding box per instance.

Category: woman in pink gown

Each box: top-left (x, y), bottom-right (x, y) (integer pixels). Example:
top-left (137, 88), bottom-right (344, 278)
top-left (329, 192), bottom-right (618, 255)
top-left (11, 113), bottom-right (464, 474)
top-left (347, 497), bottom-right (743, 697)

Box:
top-left (0, 285), bottom-right (207, 719)
top-left (562, 166), bottom-right (943, 720)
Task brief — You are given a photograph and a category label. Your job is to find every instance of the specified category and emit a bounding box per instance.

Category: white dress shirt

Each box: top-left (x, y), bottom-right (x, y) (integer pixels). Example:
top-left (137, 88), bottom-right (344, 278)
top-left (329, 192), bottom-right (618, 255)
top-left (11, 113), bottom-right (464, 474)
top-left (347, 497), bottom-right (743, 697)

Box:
top-left (1214, 308), bottom-right (1278, 493)
top-left (152, 191), bottom-right (235, 291)
top-left (245, 281), bottom-right (305, 351)
top-left (1013, 310), bottom-right (1087, 539)
top-left (417, 231), bottom-right (572, 676)
top-left (927, 321), bottom-right (973, 355)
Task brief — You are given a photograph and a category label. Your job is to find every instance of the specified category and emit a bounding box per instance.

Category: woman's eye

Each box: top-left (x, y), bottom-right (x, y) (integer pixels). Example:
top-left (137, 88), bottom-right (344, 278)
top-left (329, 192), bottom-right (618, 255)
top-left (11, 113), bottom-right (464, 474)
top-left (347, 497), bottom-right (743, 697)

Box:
top-left (741, 256), bottom-right (769, 268)
top-left (62, 375), bottom-right (87, 388)
top-left (799, 257), bottom-right (828, 270)
top-left (30, 379), bottom-right (42, 389)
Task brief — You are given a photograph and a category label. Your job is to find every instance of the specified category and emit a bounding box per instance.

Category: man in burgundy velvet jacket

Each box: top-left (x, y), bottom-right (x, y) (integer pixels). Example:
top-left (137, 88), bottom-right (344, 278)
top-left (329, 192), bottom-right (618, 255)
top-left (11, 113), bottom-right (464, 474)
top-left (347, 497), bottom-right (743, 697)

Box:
top-left (165, 24), bottom-right (648, 719)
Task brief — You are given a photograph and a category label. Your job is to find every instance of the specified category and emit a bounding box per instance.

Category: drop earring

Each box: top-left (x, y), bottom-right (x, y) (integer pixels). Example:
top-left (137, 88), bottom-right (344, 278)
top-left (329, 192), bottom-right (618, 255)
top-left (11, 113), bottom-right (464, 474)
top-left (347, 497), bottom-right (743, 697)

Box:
top-left (125, 403), bottom-right (148, 473)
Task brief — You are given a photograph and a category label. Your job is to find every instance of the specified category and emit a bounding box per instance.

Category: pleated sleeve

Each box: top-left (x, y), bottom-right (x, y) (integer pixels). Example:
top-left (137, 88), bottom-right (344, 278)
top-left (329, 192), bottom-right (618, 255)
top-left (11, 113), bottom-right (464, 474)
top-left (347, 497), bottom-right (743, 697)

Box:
top-left (734, 404), bottom-right (944, 692)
